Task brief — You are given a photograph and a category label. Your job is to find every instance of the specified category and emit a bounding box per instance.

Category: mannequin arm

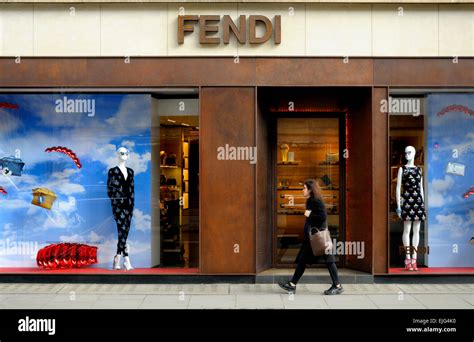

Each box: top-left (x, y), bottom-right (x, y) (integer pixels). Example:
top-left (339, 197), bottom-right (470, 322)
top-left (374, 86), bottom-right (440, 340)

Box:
top-left (396, 167), bottom-right (403, 210)
top-left (107, 169), bottom-right (114, 199)
top-left (420, 176), bottom-right (424, 202)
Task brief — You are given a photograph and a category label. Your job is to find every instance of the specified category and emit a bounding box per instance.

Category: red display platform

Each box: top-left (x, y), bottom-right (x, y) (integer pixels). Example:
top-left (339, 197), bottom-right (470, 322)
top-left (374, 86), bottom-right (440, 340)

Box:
top-left (0, 267), bottom-right (200, 275)
top-left (389, 267), bottom-right (474, 275)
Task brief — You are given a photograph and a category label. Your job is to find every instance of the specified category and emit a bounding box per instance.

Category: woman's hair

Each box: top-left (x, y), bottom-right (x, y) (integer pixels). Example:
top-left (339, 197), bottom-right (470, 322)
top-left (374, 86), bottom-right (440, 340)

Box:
top-left (304, 179), bottom-right (323, 201)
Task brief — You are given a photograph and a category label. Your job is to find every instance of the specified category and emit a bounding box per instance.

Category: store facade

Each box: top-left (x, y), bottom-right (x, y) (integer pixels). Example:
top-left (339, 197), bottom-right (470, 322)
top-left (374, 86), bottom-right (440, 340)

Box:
top-left (0, 2), bottom-right (473, 278)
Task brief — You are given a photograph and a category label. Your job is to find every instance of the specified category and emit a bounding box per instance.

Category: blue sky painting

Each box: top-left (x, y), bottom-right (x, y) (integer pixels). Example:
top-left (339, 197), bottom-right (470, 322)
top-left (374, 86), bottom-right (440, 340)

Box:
top-left (0, 94), bottom-right (152, 268)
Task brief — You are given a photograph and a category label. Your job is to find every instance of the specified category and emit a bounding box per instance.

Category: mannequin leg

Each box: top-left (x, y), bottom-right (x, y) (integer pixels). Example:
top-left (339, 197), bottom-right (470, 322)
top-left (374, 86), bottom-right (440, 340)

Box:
top-left (116, 220), bottom-right (126, 256)
top-left (412, 221), bottom-right (421, 259)
top-left (402, 221), bottom-right (413, 259)
top-left (121, 216), bottom-right (131, 257)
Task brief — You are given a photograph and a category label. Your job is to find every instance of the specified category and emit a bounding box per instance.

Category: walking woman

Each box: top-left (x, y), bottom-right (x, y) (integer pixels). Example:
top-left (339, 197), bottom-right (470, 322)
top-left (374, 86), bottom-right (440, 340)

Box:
top-left (279, 179), bottom-right (343, 295)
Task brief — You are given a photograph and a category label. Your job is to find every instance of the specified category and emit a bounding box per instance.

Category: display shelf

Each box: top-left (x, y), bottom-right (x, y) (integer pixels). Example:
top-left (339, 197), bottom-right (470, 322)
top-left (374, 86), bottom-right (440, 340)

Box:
top-left (160, 165), bottom-right (179, 169)
top-left (277, 161), bottom-right (301, 165)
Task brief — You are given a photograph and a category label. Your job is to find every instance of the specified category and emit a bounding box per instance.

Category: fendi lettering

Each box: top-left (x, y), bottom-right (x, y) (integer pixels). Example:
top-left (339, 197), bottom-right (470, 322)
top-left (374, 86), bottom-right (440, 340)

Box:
top-left (178, 15), bottom-right (281, 45)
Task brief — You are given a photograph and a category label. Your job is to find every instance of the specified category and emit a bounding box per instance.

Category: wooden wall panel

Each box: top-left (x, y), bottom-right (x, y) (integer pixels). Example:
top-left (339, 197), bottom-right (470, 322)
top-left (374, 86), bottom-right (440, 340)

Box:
top-left (255, 91), bottom-right (272, 273)
top-left (200, 87), bottom-right (256, 274)
top-left (372, 87), bottom-right (389, 274)
top-left (255, 58), bottom-right (374, 86)
top-left (374, 58), bottom-right (474, 86)
top-left (0, 58), bottom-right (256, 87)
top-left (1, 58), bottom-right (473, 88)
top-left (345, 88), bottom-right (373, 273)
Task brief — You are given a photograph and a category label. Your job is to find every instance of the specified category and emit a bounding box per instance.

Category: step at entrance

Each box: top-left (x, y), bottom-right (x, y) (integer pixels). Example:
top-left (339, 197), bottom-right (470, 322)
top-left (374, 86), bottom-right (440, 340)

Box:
top-left (256, 268), bottom-right (373, 284)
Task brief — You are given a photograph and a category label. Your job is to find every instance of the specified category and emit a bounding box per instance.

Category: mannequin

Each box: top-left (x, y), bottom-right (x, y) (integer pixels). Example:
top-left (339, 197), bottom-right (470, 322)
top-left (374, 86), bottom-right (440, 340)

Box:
top-left (107, 147), bottom-right (135, 271)
top-left (396, 146), bottom-right (426, 271)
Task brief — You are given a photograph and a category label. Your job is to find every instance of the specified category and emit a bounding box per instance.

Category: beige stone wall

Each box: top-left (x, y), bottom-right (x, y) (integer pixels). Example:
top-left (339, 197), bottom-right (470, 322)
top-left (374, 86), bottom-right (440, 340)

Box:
top-left (0, 1), bottom-right (473, 3)
top-left (0, 3), bottom-right (473, 56)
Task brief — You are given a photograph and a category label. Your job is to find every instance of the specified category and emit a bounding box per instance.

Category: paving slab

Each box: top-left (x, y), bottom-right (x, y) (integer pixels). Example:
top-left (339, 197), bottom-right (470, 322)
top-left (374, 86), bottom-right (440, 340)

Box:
top-left (235, 294), bottom-right (284, 309)
top-left (188, 295), bottom-right (236, 309)
top-left (412, 294), bottom-right (473, 309)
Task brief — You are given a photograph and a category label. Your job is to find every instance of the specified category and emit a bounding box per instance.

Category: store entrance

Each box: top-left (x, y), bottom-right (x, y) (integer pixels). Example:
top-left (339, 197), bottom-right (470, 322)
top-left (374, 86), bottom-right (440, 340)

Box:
top-left (272, 114), bottom-right (346, 267)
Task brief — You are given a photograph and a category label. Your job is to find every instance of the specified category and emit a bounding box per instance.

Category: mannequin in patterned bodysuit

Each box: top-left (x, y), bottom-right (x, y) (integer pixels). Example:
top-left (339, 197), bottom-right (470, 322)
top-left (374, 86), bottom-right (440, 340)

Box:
top-left (107, 147), bottom-right (135, 271)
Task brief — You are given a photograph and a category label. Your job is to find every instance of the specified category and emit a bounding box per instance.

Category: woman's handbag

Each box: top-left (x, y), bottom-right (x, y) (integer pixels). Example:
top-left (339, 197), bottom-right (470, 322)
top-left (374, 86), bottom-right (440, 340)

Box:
top-left (309, 222), bottom-right (333, 256)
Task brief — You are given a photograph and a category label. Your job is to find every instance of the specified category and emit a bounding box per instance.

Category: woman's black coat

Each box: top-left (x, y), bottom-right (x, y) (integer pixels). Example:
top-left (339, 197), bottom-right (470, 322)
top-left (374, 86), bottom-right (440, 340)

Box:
top-left (295, 194), bottom-right (335, 265)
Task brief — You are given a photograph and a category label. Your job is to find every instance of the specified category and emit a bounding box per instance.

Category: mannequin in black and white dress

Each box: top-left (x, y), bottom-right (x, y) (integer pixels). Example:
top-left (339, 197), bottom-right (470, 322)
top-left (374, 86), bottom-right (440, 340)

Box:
top-left (396, 146), bottom-right (426, 271)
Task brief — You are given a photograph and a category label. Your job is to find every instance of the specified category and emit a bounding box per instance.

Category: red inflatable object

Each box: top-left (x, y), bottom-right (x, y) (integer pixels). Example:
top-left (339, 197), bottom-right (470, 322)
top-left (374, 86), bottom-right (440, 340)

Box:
top-left (463, 187), bottom-right (474, 199)
top-left (0, 102), bottom-right (19, 110)
top-left (36, 243), bottom-right (98, 269)
top-left (0, 186), bottom-right (6, 195)
top-left (437, 104), bottom-right (474, 117)
top-left (45, 146), bottom-right (82, 169)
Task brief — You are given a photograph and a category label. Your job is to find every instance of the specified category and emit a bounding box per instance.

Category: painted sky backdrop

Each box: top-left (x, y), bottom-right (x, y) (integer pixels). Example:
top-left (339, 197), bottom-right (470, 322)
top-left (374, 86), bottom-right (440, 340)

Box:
top-left (427, 94), bottom-right (474, 267)
top-left (0, 94), bottom-right (152, 268)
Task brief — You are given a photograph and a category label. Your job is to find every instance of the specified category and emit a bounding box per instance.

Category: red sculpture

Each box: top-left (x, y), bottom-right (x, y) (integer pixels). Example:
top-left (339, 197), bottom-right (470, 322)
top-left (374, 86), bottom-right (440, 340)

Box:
top-left (45, 146), bottom-right (82, 169)
top-left (36, 243), bottom-right (97, 269)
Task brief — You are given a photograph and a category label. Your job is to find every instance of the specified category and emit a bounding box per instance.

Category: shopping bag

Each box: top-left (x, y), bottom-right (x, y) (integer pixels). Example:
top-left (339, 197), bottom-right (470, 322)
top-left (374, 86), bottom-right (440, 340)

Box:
top-left (309, 222), bottom-right (333, 256)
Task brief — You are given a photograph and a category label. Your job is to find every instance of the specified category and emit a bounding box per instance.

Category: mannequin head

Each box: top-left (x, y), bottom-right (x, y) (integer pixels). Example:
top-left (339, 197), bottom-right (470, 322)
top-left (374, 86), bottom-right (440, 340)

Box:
top-left (404, 146), bottom-right (416, 163)
top-left (117, 147), bottom-right (130, 163)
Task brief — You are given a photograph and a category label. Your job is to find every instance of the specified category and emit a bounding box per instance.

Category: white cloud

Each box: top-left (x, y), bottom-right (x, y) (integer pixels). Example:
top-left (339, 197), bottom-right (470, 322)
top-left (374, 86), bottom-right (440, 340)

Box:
top-left (430, 213), bottom-right (472, 239)
top-left (127, 152), bottom-right (151, 175)
top-left (39, 169), bottom-right (86, 196)
top-left (0, 173), bottom-right (38, 190)
top-left (105, 95), bottom-right (151, 135)
top-left (468, 210), bottom-right (474, 225)
top-left (0, 108), bottom-right (23, 134)
top-left (121, 140), bottom-right (135, 149)
top-left (59, 233), bottom-right (82, 242)
top-left (43, 212), bottom-right (69, 229)
top-left (58, 230), bottom-right (104, 244)
top-left (428, 175), bottom-right (454, 207)
top-left (88, 231), bottom-right (103, 243)
top-left (1, 223), bottom-right (16, 240)
top-left (92, 143), bottom-right (150, 176)
top-left (0, 95), bottom-right (152, 176)
top-left (0, 199), bottom-right (32, 210)
top-left (132, 209), bottom-right (151, 232)
top-left (56, 196), bottom-right (77, 213)
top-left (26, 205), bottom-right (40, 216)
top-left (431, 175), bottom-right (454, 192)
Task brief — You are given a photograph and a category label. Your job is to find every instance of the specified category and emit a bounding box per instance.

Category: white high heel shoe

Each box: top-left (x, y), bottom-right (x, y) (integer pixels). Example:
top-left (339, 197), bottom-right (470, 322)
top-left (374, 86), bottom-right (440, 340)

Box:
top-left (123, 256), bottom-right (134, 271)
top-left (112, 255), bottom-right (121, 270)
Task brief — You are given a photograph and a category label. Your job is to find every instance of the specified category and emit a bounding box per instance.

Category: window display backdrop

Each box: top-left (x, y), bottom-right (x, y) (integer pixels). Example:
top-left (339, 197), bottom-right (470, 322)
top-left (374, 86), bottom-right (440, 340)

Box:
top-left (427, 94), bottom-right (474, 267)
top-left (0, 94), bottom-right (152, 268)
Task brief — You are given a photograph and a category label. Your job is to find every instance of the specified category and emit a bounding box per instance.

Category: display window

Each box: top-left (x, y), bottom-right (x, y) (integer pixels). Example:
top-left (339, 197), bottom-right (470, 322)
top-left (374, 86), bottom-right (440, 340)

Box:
top-left (388, 93), bottom-right (474, 273)
top-left (0, 92), bottom-right (199, 273)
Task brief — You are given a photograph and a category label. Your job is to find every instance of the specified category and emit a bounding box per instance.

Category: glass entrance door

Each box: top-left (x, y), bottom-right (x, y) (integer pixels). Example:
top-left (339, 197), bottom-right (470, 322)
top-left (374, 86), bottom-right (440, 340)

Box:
top-left (275, 116), bottom-right (344, 266)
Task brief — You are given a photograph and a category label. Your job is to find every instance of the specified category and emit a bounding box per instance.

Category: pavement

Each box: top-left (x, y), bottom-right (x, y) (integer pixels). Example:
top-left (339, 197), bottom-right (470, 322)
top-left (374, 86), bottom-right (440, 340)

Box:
top-left (0, 283), bottom-right (473, 309)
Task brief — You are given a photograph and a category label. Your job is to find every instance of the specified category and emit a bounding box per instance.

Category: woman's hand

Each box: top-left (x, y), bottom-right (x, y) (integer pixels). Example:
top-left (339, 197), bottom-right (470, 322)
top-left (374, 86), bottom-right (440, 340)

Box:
top-left (304, 210), bottom-right (311, 217)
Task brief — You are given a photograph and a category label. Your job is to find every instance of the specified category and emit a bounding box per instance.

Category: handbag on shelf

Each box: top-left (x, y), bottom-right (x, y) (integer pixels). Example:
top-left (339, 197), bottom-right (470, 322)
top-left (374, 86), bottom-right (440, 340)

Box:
top-left (309, 221), bottom-right (333, 256)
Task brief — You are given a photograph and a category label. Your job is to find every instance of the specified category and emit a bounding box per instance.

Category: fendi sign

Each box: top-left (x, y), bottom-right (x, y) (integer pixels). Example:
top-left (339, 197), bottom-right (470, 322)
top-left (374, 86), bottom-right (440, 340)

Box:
top-left (178, 15), bottom-right (281, 45)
